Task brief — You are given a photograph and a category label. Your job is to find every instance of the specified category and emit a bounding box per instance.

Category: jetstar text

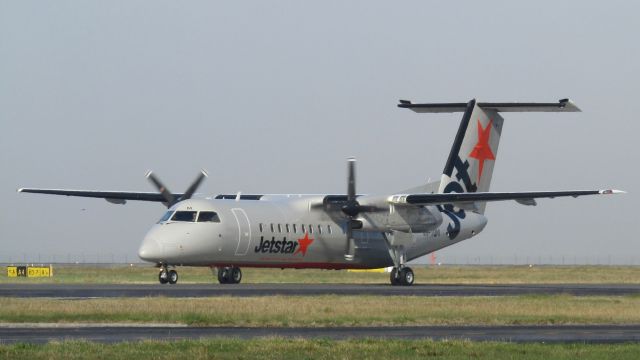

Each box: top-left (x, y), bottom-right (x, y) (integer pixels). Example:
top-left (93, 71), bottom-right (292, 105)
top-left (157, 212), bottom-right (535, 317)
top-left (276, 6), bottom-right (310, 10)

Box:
top-left (254, 238), bottom-right (298, 254)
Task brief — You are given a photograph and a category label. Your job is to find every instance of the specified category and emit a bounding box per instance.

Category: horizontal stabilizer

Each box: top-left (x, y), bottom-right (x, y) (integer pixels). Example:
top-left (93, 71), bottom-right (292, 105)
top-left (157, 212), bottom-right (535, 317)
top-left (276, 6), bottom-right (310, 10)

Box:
top-left (389, 189), bottom-right (624, 207)
top-left (398, 99), bottom-right (580, 113)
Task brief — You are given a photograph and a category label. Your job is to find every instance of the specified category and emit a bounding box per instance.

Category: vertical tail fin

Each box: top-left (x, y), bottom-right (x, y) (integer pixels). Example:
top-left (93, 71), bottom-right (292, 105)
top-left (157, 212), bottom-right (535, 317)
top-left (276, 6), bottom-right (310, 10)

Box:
top-left (398, 98), bottom-right (580, 214)
top-left (438, 100), bottom-right (503, 213)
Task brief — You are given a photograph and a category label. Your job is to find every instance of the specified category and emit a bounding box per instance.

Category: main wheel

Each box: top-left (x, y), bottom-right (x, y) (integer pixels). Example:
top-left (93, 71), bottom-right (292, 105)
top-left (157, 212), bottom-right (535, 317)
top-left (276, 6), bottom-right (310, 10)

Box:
top-left (158, 270), bottom-right (169, 284)
top-left (230, 267), bottom-right (242, 284)
top-left (168, 269), bottom-right (178, 284)
top-left (217, 267), bottom-right (231, 284)
top-left (399, 267), bottom-right (414, 286)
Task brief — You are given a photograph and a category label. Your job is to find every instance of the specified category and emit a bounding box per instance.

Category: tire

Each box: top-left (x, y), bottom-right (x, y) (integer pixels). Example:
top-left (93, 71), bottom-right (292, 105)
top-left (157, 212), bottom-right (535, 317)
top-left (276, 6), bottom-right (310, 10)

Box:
top-left (168, 270), bottom-right (178, 284)
top-left (400, 267), bottom-right (414, 286)
top-left (158, 270), bottom-right (169, 284)
top-left (217, 267), bottom-right (230, 284)
top-left (230, 267), bottom-right (242, 284)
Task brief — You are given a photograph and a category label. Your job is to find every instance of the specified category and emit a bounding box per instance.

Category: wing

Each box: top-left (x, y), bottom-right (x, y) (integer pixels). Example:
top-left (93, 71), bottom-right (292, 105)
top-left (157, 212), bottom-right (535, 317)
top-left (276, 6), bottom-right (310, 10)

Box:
top-left (18, 170), bottom-right (207, 207)
top-left (17, 188), bottom-right (185, 205)
top-left (389, 189), bottom-right (624, 207)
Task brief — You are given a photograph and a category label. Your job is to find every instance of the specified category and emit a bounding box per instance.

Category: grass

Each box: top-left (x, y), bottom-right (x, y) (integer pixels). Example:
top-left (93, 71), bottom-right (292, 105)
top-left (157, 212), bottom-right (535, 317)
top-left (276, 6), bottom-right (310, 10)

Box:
top-left (1, 294), bottom-right (639, 326)
top-left (2, 264), bottom-right (640, 284)
top-left (3, 266), bottom-right (639, 358)
top-left (2, 339), bottom-right (640, 360)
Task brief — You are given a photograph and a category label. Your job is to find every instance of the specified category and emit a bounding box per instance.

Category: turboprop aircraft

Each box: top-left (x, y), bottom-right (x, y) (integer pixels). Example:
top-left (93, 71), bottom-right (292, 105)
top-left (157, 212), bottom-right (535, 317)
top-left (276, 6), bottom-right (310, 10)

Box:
top-left (18, 99), bottom-right (623, 286)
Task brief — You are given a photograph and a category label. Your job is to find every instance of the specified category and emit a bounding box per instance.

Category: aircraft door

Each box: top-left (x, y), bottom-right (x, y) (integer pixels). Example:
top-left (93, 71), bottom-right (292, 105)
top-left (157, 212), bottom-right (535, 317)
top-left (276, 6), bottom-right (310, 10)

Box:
top-left (231, 208), bottom-right (252, 256)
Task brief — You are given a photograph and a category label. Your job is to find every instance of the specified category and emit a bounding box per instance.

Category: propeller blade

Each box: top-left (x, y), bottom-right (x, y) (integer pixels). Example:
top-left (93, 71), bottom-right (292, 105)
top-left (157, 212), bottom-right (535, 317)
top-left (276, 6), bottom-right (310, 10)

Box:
top-left (344, 158), bottom-right (358, 261)
top-left (180, 169), bottom-right (208, 201)
top-left (145, 171), bottom-right (175, 206)
top-left (344, 221), bottom-right (355, 261)
top-left (347, 157), bottom-right (356, 202)
top-left (342, 158), bottom-right (360, 217)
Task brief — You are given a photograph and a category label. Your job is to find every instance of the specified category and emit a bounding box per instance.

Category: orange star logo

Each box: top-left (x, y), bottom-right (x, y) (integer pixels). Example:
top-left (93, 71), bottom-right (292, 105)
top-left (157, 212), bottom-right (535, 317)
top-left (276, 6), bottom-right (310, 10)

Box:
top-left (294, 233), bottom-right (314, 256)
top-left (468, 119), bottom-right (495, 183)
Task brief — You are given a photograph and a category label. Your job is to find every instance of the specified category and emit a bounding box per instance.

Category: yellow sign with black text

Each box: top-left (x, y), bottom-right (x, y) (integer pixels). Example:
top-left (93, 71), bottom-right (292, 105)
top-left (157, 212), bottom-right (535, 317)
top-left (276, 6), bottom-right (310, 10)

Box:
top-left (7, 265), bottom-right (52, 277)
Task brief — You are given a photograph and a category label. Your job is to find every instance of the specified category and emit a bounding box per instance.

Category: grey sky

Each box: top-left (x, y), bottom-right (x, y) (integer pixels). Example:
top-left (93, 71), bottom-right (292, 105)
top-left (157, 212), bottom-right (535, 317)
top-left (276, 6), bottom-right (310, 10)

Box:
top-left (1, 1), bottom-right (637, 264)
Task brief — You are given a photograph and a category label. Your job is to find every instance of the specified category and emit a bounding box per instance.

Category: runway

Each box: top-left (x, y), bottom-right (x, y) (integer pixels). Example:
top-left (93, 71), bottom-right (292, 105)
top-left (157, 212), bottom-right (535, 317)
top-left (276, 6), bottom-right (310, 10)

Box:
top-left (2, 325), bottom-right (640, 344)
top-left (1, 283), bottom-right (639, 298)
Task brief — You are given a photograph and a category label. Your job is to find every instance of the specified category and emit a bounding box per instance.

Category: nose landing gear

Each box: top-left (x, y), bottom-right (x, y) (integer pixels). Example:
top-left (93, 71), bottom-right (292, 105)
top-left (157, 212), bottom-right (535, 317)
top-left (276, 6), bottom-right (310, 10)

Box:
top-left (217, 266), bottom-right (242, 284)
top-left (158, 265), bottom-right (178, 284)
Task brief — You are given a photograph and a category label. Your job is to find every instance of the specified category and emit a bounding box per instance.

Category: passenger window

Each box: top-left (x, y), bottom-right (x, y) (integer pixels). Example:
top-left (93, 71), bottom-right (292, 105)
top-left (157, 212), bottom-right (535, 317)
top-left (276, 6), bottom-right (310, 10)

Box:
top-left (259, 223), bottom-right (263, 232)
top-left (285, 224), bottom-right (290, 233)
top-left (317, 225), bottom-right (322, 234)
top-left (158, 211), bottom-right (174, 223)
top-left (293, 224), bottom-right (297, 233)
top-left (197, 211), bottom-right (220, 223)
top-left (171, 211), bottom-right (197, 222)
top-left (309, 225), bottom-right (313, 234)
top-left (301, 224), bottom-right (306, 233)
top-left (270, 223), bottom-right (274, 233)
top-left (327, 225), bottom-right (332, 234)
top-left (277, 224), bottom-right (282, 233)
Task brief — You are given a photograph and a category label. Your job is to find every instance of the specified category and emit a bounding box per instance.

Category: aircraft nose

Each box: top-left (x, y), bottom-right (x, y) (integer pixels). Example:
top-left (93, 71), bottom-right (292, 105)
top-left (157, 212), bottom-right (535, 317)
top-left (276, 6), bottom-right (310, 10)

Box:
top-left (138, 235), bottom-right (163, 262)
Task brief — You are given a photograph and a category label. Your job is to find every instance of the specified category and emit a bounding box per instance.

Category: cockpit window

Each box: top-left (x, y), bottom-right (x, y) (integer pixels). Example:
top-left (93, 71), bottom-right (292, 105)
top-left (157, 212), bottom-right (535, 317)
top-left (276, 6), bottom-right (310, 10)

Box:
top-left (158, 211), bottom-right (174, 223)
top-left (197, 211), bottom-right (220, 223)
top-left (171, 211), bottom-right (197, 222)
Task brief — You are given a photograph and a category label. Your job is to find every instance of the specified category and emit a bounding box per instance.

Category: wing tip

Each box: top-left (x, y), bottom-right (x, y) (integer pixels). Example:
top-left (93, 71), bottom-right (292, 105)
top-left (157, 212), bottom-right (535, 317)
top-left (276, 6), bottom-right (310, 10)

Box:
top-left (17, 188), bottom-right (24, 193)
top-left (559, 98), bottom-right (582, 112)
top-left (599, 189), bottom-right (626, 195)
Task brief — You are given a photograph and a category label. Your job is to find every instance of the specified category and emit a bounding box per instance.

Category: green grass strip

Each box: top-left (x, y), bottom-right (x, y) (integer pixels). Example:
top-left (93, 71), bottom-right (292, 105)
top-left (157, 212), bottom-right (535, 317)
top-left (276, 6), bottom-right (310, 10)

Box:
top-left (3, 265), bottom-right (640, 284)
top-left (2, 339), bottom-right (640, 360)
top-left (2, 295), bottom-right (640, 326)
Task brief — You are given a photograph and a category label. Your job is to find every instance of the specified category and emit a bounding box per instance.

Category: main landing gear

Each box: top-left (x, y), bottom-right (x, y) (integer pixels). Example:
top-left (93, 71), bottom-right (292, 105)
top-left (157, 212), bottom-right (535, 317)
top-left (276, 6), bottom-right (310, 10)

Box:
top-left (217, 266), bottom-right (242, 284)
top-left (158, 265), bottom-right (179, 284)
top-left (385, 232), bottom-right (415, 286)
top-left (390, 266), bottom-right (414, 286)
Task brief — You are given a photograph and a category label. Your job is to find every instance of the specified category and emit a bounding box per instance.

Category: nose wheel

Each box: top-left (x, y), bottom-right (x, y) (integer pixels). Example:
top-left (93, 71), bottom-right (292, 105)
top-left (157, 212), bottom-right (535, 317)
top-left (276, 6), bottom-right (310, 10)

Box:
top-left (217, 266), bottom-right (242, 284)
top-left (158, 266), bottom-right (179, 284)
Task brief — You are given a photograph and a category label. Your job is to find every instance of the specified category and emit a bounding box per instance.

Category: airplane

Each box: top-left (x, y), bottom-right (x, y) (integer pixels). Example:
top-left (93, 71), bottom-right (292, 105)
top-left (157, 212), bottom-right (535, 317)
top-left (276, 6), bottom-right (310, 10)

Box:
top-left (18, 98), bottom-right (623, 286)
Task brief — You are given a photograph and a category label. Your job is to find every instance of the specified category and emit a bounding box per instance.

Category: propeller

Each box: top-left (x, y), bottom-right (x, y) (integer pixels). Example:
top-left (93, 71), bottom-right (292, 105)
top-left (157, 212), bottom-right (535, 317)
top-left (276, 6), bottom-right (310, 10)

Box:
top-left (146, 169), bottom-right (208, 208)
top-left (342, 158), bottom-right (361, 261)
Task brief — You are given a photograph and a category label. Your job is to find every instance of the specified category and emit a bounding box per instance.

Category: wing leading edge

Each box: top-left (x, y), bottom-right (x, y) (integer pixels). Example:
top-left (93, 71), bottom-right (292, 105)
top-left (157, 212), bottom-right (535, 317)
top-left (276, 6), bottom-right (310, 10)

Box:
top-left (389, 189), bottom-right (624, 207)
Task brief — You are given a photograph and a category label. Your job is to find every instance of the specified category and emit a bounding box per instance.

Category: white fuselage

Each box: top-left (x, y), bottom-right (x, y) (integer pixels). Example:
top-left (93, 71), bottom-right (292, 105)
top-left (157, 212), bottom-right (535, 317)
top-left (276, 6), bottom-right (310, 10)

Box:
top-left (138, 195), bottom-right (488, 269)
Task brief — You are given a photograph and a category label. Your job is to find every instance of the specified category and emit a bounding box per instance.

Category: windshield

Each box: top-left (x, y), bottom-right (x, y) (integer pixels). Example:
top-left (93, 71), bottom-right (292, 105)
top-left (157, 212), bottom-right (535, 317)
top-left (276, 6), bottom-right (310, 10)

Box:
top-left (158, 211), bottom-right (174, 223)
top-left (171, 211), bottom-right (197, 222)
top-left (197, 211), bottom-right (220, 223)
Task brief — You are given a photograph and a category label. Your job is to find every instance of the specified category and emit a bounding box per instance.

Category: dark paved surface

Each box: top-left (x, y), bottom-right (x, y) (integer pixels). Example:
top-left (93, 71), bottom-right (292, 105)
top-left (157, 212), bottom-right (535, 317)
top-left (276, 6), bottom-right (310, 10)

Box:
top-left (1, 283), bottom-right (639, 298)
top-left (2, 325), bottom-right (640, 344)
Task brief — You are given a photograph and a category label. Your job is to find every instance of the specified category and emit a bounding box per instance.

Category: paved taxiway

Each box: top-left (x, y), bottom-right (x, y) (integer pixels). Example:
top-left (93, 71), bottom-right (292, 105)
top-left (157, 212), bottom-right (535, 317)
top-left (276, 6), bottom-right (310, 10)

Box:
top-left (1, 283), bottom-right (639, 298)
top-left (2, 325), bottom-right (639, 344)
